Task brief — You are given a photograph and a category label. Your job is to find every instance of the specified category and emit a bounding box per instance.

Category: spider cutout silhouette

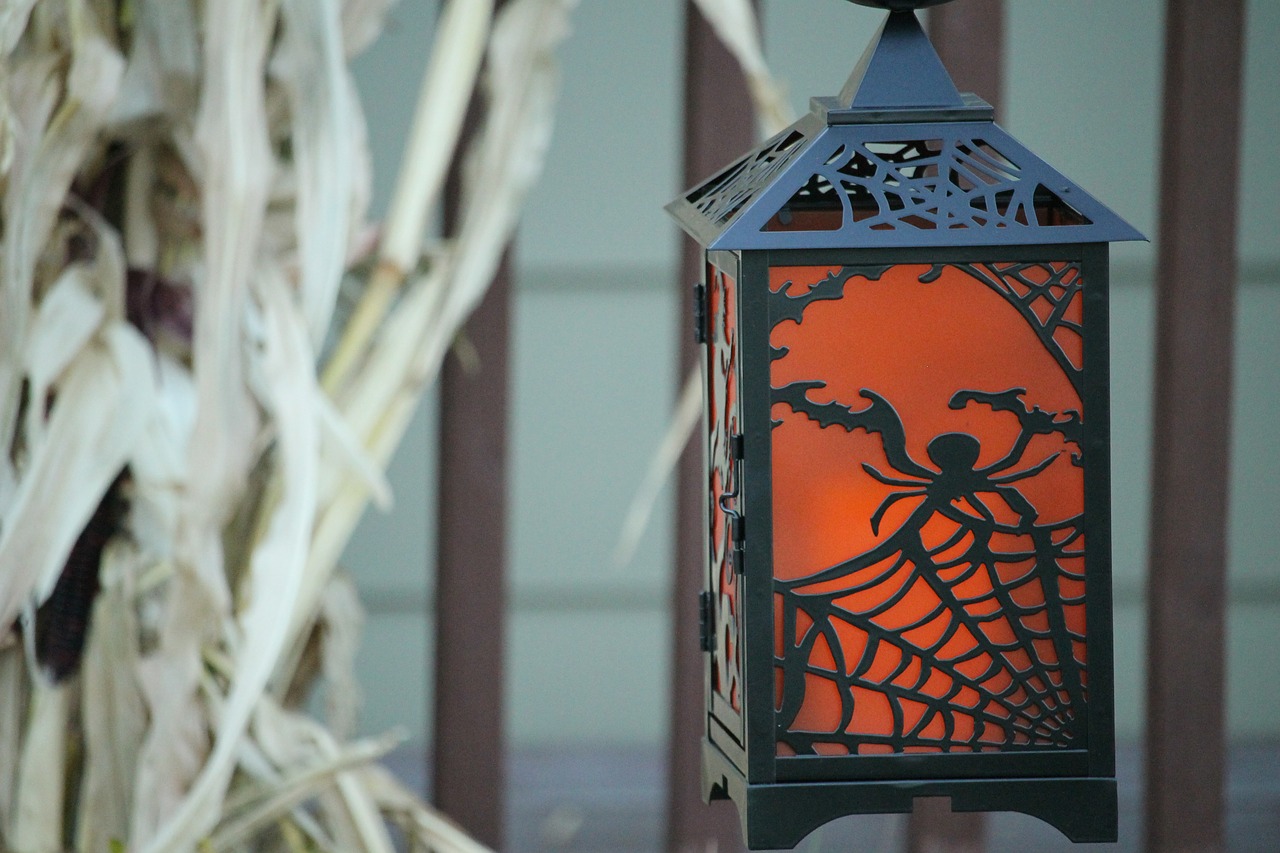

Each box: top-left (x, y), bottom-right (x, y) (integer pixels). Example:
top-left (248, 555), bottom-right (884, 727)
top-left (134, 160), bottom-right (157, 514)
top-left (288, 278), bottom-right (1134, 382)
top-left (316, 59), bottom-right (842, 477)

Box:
top-left (771, 381), bottom-right (1088, 756)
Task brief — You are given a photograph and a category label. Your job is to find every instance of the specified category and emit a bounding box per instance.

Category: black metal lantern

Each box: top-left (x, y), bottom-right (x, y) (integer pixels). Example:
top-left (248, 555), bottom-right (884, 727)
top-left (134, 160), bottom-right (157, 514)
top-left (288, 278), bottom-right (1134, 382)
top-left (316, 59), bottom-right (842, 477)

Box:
top-left (666, 2), bottom-right (1143, 848)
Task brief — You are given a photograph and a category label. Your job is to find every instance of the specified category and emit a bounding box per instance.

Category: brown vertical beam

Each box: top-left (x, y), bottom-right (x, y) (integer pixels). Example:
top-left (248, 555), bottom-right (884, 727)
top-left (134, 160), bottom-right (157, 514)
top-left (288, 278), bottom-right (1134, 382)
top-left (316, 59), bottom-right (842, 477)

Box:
top-left (667, 3), bottom-right (756, 852)
top-left (903, 5), bottom-right (1005, 853)
top-left (432, 5), bottom-right (511, 846)
top-left (927, 0), bottom-right (1004, 112)
top-left (432, 257), bottom-right (510, 850)
top-left (1144, 3), bottom-right (1245, 852)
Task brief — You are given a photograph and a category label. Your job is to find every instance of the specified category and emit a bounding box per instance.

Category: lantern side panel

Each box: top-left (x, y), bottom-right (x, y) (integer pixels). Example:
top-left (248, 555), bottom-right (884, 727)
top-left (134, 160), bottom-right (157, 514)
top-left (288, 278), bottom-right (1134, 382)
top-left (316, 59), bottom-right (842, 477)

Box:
top-left (707, 263), bottom-right (745, 743)
top-left (768, 263), bottom-right (1089, 758)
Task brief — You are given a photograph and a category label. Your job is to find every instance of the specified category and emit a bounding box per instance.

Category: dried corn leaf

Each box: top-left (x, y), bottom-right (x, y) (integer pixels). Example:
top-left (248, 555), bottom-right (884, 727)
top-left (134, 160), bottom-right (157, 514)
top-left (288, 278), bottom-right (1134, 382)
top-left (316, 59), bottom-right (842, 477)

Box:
top-left (21, 264), bottom-right (105, 446)
top-left (127, 354), bottom-right (197, 563)
top-left (0, 0), bottom-right (37, 56)
top-left (416, 0), bottom-right (576, 378)
top-left (360, 764), bottom-right (495, 853)
top-left (210, 733), bottom-right (397, 851)
top-left (131, 567), bottom-right (218, 844)
top-left (0, 646), bottom-right (28, 840)
top-left (337, 0), bottom-right (572, 445)
top-left (316, 392), bottom-right (392, 512)
top-left (322, 0), bottom-right (491, 394)
top-left (10, 682), bottom-right (68, 851)
top-left (1, 53), bottom-right (59, 504)
top-left (0, 18), bottom-right (124, 468)
top-left (251, 700), bottom-right (396, 853)
top-left (179, 0), bottom-right (273, 613)
top-left (108, 0), bottom-right (199, 127)
top-left (312, 0), bottom-right (576, 613)
top-left (612, 365), bottom-right (702, 569)
top-left (339, 0), bottom-right (398, 58)
top-left (122, 143), bottom-right (160, 267)
top-left (0, 323), bottom-right (154, 630)
top-left (278, 0), bottom-right (363, 344)
top-left (379, 0), bottom-right (492, 275)
top-left (237, 737), bottom-right (338, 851)
top-left (318, 572), bottom-right (363, 740)
top-left (68, 196), bottom-right (130, 322)
top-left (141, 268), bottom-right (320, 852)
top-left (0, 0), bottom-right (39, 176)
top-left (75, 541), bottom-right (148, 853)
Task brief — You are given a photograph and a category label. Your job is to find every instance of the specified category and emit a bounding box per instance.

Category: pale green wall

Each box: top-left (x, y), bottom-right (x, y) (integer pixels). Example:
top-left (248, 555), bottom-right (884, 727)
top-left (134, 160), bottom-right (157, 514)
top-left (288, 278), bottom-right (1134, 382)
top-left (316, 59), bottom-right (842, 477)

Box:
top-left (342, 0), bottom-right (1280, 749)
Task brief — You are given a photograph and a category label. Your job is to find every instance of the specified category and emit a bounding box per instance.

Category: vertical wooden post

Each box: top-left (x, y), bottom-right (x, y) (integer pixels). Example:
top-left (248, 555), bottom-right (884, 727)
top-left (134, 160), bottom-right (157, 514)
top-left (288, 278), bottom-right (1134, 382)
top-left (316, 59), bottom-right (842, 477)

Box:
top-left (667, 3), bottom-right (756, 852)
top-left (1144, 2), bottom-right (1245, 852)
top-left (905, 4), bottom-right (1004, 852)
top-left (432, 6), bottom-right (511, 846)
top-left (432, 259), bottom-right (510, 850)
top-left (928, 0), bottom-right (1004, 112)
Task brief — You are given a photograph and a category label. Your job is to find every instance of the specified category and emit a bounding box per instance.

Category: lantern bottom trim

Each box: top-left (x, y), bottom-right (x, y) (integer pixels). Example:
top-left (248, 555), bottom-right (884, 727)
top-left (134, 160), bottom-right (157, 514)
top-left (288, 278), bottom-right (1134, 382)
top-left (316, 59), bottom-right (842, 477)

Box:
top-left (701, 739), bottom-right (1118, 849)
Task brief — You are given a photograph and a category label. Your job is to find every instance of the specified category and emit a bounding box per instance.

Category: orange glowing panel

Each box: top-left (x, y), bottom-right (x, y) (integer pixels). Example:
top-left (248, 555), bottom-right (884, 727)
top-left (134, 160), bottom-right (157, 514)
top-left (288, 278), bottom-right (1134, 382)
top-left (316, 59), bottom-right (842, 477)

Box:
top-left (769, 262), bottom-right (1089, 757)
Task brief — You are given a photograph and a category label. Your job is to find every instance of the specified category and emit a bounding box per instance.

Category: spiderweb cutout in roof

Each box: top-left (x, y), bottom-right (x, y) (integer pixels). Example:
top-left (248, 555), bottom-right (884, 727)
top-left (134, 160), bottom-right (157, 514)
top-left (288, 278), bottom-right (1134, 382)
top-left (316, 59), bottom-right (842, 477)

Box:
top-left (764, 137), bottom-right (1090, 235)
top-left (686, 130), bottom-right (807, 227)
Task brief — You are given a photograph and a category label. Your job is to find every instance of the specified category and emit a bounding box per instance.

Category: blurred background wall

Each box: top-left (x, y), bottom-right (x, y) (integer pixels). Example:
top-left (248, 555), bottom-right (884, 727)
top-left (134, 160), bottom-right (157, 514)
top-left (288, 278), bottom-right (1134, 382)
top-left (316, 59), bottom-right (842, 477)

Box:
top-left (339, 0), bottom-right (1279, 755)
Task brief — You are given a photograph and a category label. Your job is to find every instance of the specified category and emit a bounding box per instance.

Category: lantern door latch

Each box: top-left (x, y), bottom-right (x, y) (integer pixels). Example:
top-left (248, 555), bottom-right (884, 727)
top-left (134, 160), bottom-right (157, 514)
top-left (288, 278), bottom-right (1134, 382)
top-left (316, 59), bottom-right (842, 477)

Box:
top-left (699, 591), bottom-right (715, 652)
top-left (693, 282), bottom-right (707, 344)
top-left (720, 432), bottom-right (747, 574)
top-left (731, 516), bottom-right (746, 575)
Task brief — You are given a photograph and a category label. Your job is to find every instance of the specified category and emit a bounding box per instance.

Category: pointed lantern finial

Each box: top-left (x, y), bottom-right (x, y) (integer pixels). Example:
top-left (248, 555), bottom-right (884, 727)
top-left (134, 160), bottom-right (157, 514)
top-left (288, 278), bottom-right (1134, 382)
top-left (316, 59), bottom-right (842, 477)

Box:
top-left (838, 6), bottom-right (963, 111)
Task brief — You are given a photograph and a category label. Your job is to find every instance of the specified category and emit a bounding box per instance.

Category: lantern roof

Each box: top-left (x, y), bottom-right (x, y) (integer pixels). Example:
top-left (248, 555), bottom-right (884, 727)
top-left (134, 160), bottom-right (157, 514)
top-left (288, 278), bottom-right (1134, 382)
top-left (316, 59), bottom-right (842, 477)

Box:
top-left (667, 10), bottom-right (1145, 252)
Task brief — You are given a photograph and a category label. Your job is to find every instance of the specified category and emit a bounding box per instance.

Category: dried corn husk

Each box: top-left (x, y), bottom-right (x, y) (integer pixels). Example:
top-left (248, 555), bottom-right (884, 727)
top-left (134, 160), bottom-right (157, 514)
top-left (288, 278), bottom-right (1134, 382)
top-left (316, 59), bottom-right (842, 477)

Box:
top-left (0, 322), bottom-right (155, 630)
top-left (612, 365), bottom-right (703, 569)
top-left (322, 0), bottom-right (493, 393)
top-left (301, 0), bottom-right (578, 646)
top-left (0, 5), bottom-right (123, 513)
top-left (0, 0), bottom-right (574, 849)
top-left (75, 541), bottom-right (148, 852)
top-left (277, 0), bottom-right (364, 344)
top-left (11, 681), bottom-right (68, 850)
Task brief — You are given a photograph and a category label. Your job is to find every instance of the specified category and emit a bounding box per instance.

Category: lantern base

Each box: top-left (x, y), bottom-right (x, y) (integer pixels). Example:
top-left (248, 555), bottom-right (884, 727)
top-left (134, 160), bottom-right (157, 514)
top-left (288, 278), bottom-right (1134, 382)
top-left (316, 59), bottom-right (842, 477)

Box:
top-left (702, 739), bottom-right (1118, 850)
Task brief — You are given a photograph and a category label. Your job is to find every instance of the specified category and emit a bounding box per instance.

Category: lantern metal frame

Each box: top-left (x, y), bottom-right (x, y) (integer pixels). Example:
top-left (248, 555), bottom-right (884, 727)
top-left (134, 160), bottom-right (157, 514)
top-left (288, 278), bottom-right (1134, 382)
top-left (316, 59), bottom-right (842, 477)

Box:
top-left (697, 245), bottom-right (1118, 849)
top-left (669, 8), bottom-right (1142, 850)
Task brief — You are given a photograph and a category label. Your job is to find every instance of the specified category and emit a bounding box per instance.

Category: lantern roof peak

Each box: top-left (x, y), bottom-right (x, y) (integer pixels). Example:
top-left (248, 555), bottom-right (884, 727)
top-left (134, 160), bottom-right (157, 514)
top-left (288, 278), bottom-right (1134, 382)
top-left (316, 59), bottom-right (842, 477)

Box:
top-left (837, 10), bottom-right (967, 115)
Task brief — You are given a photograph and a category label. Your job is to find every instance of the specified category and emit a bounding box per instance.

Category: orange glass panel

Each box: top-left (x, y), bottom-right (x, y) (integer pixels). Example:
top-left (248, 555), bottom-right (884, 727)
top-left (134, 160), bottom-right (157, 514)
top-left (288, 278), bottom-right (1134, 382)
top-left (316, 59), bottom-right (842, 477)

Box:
top-left (770, 262), bottom-right (1089, 757)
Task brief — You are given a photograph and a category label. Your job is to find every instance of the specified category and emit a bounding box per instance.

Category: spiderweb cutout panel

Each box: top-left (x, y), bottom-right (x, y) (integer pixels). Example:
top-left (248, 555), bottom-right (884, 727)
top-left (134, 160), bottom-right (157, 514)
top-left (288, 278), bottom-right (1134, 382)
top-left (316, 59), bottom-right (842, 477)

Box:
top-left (687, 130), bottom-right (807, 228)
top-left (769, 263), bottom-right (1088, 757)
top-left (707, 265), bottom-right (744, 737)
top-left (763, 138), bottom-right (1090, 235)
top-left (927, 262), bottom-right (1085, 396)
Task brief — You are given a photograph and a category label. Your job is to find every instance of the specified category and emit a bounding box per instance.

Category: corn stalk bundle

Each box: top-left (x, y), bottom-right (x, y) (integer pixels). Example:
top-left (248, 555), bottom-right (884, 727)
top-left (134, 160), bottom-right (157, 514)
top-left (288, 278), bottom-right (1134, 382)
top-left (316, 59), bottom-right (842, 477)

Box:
top-left (0, 0), bottom-right (575, 850)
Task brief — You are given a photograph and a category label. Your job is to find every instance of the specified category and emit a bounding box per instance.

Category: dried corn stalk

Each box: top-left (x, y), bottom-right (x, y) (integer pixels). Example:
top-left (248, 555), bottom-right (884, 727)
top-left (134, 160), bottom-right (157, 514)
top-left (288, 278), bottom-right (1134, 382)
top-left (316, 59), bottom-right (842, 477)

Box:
top-left (0, 0), bottom-right (575, 850)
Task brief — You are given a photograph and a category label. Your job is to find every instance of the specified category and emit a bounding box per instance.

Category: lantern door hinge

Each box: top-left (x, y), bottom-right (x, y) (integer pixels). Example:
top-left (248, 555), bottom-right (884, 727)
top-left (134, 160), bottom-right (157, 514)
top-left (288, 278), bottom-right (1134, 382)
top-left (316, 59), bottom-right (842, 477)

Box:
top-left (730, 432), bottom-right (744, 460)
top-left (693, 282), bottom-right (707, 344)
top-left (699, 590), bottom-right (715, 652)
